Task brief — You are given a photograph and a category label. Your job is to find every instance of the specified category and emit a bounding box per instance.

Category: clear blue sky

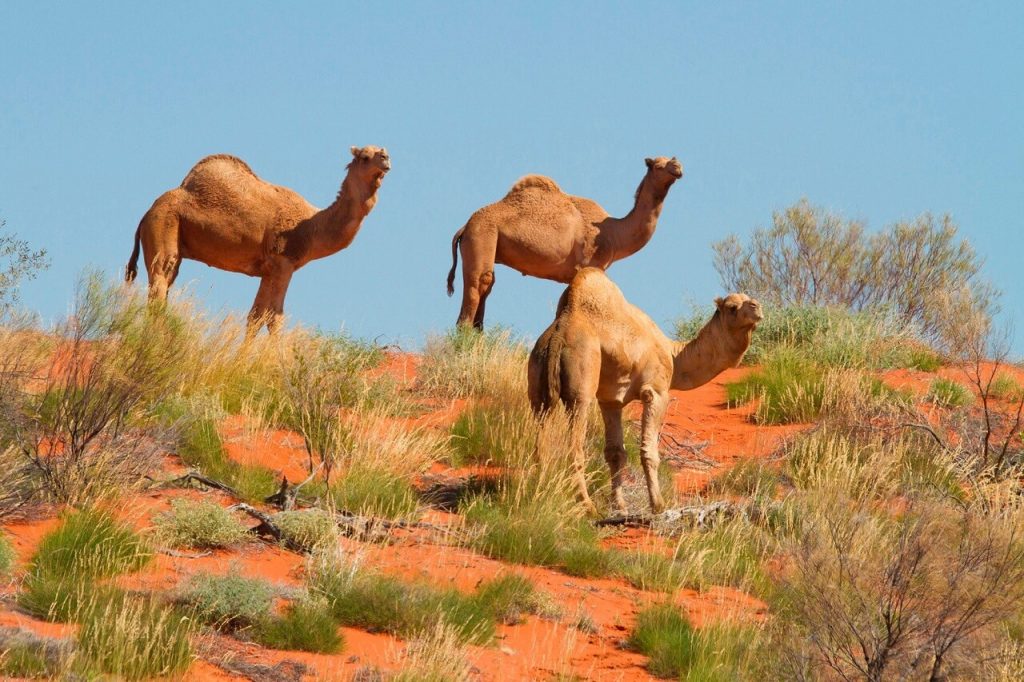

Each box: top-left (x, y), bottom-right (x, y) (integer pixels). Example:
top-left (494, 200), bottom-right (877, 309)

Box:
top-left (2, 2), bottom-right (1022, 350)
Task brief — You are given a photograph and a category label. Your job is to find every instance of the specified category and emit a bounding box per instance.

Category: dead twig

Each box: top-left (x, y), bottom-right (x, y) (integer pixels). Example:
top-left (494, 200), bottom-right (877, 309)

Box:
top-left (157, 471), bottom-right (241, 498)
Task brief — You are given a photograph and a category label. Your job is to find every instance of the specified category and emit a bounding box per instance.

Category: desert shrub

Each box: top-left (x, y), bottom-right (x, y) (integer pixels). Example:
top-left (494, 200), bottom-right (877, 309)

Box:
top-left (77, 591), bottom-right (193, 680)
top-left (19, 509), bottom-right (151, 621)
top-left (712, 199), bottom-right (995, 347)
top-left (772, 501), bottom-right (1024, 681)
top-left (628, 604), bottom-right (757, 680)
top-left (152, 499), bottom-right (249, 549)
top-left (392, 621), bottom-right (473, 682)
top-left (271, 509), bottom-right (338, 551)
top-left (278, 332), bottom-right (399, 482)
top-left (0, 444), bottom-right (37, 523)
top-left (0, 218), bottom-right (48, 314)
top-left (927, 377), bottom-right (974, 408)
top-left (178, 572), bottom-right (275, 632)
top-left (254, 598), bottom-right (343, 653)
top-left (0, 533), bottom-right (14, 579)
top-left (418, 326), bottom-right (528, 401)
top-left (0, 272), bottom-right (188, 505)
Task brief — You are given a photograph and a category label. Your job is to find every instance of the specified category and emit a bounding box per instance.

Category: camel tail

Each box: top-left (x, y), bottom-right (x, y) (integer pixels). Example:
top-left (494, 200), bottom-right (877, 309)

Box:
top-left (530, 328), bottom-right (565, 415)
top-left (446, 223), bottom-right (467, 297)
top-left (125, 220), bottom-right (142, 283)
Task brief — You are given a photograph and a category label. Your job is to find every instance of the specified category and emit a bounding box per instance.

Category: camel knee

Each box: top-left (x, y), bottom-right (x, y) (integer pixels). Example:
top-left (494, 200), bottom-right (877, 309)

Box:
top-left (478, 270), bottom-right (495, 292)
top-left (604, 445), bottom-right (627, 468)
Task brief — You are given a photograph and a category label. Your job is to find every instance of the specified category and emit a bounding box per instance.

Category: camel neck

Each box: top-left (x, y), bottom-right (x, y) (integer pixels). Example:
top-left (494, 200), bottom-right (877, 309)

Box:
top-left (601, 174), bottom-right (669, 262)
top-left (305, 172), bottom-right (380, 259)
top-left (670, 314), bottom-right (751, 390)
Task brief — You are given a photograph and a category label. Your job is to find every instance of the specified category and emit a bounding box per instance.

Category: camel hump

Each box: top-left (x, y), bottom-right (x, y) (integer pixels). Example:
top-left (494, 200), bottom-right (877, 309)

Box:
top-left (563, 268), bottom-right (624, 312)
top-left (507, 174), bottom-right (562, 195)
top-left (181, 154), bottom-right (259, 186)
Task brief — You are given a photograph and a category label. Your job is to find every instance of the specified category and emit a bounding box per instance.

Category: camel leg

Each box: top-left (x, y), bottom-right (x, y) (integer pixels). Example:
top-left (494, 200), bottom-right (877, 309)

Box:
top-left (566, 397), bottom-right (597, 514)
top-left (247, 259), bottom-right (295, 337)
top-left (456, 228), bottom-right (498, 328)
top-left (599, 401), bottom-right (628, 514)
top-left (472, 270), bottom-right (495, 330)
top-left (140, 211), bottom-right (181, 304)
top-left (638, 387), bottom-right (668, 513)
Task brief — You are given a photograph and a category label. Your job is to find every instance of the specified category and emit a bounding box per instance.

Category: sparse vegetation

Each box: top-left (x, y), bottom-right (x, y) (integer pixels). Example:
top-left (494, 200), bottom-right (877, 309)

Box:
top-left (392, 622), bottom-right (474, 682)
top-left (152, 498), bottom-right (249, 549)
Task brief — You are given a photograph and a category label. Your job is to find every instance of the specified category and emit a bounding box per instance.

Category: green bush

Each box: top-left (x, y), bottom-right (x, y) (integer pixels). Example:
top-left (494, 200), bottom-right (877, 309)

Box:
top-left (153, 499), bottom-right (249, 549)
top-left (330, 465), bottom-right (420, 520)
top-left (19, 509), bottom-right (151, 621)
top-left (271, 509), bottom-right (338, 551)
top-left (448, 402), bottom-right (522, 467)
top-left (254, 598), bottom-right (344, 654)
top-left (927, 377), bottom-right (973, 408)
top-left (178, 572), bottom-right (274, 632)
top-left (77, 591), bottom-right (193, 680)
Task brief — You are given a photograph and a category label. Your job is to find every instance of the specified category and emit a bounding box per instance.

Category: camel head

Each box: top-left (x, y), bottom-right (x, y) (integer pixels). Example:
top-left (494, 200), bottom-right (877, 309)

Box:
top-left (713, 293), bottom-right (763, 334)
top-left (348, 145), bottom-right (391, 178)
top-left (644, 156), bottom-right (684, 182)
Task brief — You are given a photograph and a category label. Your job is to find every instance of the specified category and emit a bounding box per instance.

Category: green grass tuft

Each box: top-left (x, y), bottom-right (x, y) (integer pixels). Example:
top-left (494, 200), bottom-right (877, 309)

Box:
top-left (629, 603), bottom-right (758, 680)
top-left (726, 351), bottom-right (826, 424)
top-left (19, 509), bottom-right (151, 621)
top-left (254, 598), bottom-right (344, 654)
top-left (707, 458), bottom-right (779, 497)
top-left (330, 465), bottom-right (420, 521)
top-left (310, 565), bottom-right (494, 645)
top-left (471, 574), bottom-right (546, 625)
top-left (152, 499), bottom-right (249, 549)
top-left (927, 377), bottom-right (973, 408)
top-left (76, 591), bottom-right (193, 680)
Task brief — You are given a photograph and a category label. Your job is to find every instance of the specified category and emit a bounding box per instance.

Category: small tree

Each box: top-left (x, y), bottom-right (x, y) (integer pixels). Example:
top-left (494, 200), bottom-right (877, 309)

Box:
top-left (0, 219), bottom-right (48, 314)
top-left (713, 200), bottom-right (995, 346)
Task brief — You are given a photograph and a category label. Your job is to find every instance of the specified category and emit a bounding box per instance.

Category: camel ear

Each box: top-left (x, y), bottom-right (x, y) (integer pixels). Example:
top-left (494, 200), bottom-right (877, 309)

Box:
top-left (645, 157), bottom-right (655, 168)
top-left (714, 297), bottom-right (725, 309)
top-left (350, 146), bottom-right (361, 157)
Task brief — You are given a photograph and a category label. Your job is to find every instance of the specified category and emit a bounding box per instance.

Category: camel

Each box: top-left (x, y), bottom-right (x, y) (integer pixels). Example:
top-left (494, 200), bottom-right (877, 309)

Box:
top-left (446, 156), bottom-right (683, 328)
top-left (527, 268), bottom-right (762, 514)
top-left (125, 146), bottom-right (390, 334)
